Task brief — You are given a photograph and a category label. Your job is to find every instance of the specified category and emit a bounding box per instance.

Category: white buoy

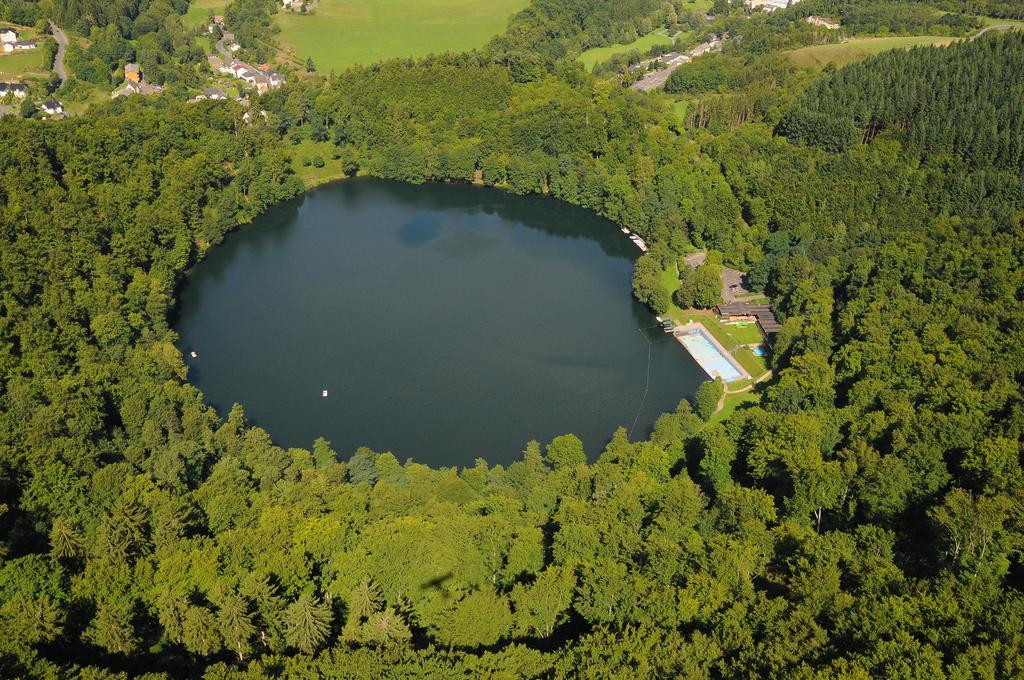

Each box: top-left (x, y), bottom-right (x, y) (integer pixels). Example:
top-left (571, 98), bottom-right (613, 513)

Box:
top-left (322, 390), bottom-right (328, 398)
top-left (190, 351), bottom-right (197, 358)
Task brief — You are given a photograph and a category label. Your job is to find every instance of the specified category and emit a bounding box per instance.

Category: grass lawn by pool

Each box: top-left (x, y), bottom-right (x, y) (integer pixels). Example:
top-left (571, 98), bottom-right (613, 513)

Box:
top-left (788, 36), bottom-right (956, 69)
top-left (709, 390), bottom-right (759, 424)
top-left (274, 0), bottom-right (529, 72)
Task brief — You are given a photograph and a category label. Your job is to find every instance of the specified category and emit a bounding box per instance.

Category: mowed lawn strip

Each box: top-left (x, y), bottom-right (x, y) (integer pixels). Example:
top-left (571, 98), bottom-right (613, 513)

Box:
top-left (788, 36), bottom-right (957, 69)
top-left (709, 390), bottom-right (759, 424)
top-left (275, 0), bottom-right (529, 72)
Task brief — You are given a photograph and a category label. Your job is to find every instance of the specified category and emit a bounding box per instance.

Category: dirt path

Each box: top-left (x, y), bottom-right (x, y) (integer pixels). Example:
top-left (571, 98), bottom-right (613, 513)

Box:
top-left (972, 23), bottom-right (1020, 38)
top-left (49, 21), bottom-right (68, 85)
top-left (714, 369), bottom-right (773, 413)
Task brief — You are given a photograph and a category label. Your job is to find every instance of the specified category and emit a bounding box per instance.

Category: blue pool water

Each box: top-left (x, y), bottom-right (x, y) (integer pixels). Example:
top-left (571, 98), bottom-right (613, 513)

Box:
top-left (676, 329), bottom-right (745, 382)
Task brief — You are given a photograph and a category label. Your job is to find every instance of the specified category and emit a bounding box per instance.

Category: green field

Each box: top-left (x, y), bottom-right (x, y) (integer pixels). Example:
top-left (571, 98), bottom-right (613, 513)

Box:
top-left (274, 0), bottom-right (529, 72)
top-left (955, 13), bottom-right (1024, 29)
top-left (183, 0), bottom-right (227, 28)
top-left (0, 50), bottom-right (49, 78)
top-left (290, 139), bottom-right (351, 187)
top-left (788, 35), bottom-right (956, 69)
top-left (578, 30), bottom-right (676, 71)
top-left (709, 390), bottom-right (759, 424)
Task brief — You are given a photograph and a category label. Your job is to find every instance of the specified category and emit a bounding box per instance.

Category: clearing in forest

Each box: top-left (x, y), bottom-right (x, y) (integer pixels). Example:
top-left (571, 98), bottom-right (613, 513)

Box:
top-left (788, 35), bottom-right (957, 69)
top-left (578, 30), bottom-right (677, 71)
top-left (274, 0), bottom-right (530, 72)
top-left (183, 0), bottom-right (228, 28)
top-left (577, 0), bottom-right (713, 71)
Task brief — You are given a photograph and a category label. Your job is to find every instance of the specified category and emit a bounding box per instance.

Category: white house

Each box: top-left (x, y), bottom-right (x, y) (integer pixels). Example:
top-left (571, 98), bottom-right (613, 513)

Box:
top-left (3, 40), bottom-right (35, 53)
top-left (40, 100), bottom-right (64, 116)
top-left (0, 28), bottom-right (17, 43)
top-left (0, 81), bottom-right (28, 98)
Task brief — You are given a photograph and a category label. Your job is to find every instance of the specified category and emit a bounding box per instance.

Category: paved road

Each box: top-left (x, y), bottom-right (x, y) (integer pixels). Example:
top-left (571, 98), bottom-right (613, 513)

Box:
top-left (49, 21), bottom-right (68, 84)
top-left (630, 38), bottom-right (723, 92)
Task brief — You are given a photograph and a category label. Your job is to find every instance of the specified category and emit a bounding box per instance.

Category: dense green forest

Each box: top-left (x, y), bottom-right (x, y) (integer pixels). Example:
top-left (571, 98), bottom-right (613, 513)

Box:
top-left (777, 34), bottom-right (1024, 164)
top-left (1, 0), bottom-right (1023, 675)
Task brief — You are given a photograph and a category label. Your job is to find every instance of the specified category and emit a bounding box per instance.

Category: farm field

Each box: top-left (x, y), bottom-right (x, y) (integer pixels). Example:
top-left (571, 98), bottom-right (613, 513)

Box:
top-left (274, 0), bottom-right (529, 72)
top-left (183, 0), bottom-right (227, 28)
top-left (578, 30), bottom-right (676, 71)
top-left (0, 50), bottom-right (49, 78)
top-left (788, 35), bottom-right (957, 69)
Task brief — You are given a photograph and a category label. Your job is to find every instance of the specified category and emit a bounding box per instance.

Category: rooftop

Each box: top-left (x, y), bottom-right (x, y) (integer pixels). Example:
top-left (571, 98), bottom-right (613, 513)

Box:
top-left (717, 302), bottom-right (782, 334)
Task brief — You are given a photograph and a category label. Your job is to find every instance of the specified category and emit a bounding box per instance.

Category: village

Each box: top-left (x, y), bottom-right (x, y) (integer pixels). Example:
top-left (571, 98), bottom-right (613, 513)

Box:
top-left (0, 13), bottom-right (285, 118)
top-left (0, 25), bottom-right (64, 118)
top-left (630, 35), bottom-right (726, 92)
top-left (110, 14), bottom-right (285, 103)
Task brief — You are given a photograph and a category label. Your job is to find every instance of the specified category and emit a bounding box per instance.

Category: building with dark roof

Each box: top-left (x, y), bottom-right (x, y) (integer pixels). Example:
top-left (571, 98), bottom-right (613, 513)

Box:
top-left (0, 81), bottom-right (28, 98)
top-left (716, 302), bottom-right (782, 336)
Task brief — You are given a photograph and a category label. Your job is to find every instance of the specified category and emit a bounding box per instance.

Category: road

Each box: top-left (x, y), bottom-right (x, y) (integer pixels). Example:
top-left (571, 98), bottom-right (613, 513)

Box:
top-left (630, 38), bottom-right (723, 92)
top-left (49, 21), bottom-right (68, 85)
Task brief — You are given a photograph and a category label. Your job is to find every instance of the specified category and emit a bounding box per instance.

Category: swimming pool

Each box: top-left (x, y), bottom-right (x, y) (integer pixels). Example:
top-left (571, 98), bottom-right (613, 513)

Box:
top-left (675, 327), bottom-right (746, 382)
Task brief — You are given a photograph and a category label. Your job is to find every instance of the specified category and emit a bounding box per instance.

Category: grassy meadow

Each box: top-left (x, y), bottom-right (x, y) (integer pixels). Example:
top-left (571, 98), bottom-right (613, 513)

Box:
top-left (183, 0), bottom-right (227, 28)
top-left (0, 50), bottom-right (50, 79)
top-left (788, 35), bottom-right (957, 69)
top-left (578, 30), bottom-right (676, 71)
top-left (274, 0), bottom-right (529, 72)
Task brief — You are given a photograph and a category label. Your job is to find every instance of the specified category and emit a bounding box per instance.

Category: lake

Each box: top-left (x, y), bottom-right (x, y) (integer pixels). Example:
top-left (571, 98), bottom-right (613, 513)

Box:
top-left (175, 179), bottom-right (707, 467)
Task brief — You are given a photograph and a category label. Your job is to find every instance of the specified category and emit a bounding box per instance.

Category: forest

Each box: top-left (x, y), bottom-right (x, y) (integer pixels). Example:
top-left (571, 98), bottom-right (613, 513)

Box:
top-left (0, 0), bottom-right (1023, 677)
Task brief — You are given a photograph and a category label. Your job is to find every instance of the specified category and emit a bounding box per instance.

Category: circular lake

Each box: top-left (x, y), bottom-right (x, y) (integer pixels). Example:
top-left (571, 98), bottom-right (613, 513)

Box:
top-left (175, 178), bottom-right (706, 467)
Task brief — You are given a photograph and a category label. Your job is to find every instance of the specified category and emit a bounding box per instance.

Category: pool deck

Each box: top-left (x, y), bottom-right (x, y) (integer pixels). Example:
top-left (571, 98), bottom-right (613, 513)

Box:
top-left (672, 321), bottom-right (752, 382)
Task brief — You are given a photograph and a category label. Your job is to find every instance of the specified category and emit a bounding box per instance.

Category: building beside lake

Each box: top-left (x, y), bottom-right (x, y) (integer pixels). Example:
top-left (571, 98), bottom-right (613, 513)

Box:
top-left (716, 302), bottom-right (782, 337)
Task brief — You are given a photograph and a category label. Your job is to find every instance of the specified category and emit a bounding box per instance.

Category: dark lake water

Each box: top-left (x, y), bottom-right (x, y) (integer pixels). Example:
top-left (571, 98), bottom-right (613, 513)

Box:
top-left (175, 179), bottom-right (706, 467)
